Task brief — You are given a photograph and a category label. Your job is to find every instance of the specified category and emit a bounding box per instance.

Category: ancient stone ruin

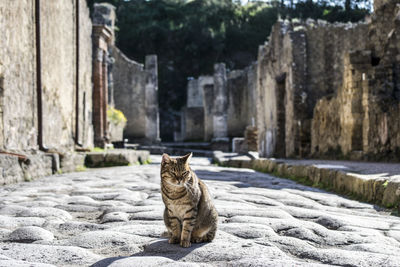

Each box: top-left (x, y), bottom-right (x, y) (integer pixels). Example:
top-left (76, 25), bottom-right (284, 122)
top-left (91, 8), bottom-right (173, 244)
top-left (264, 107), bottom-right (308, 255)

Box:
top-left (0, 0), bottom-right (159, 184)
top-left (182, 0), bottom-right (400, 160)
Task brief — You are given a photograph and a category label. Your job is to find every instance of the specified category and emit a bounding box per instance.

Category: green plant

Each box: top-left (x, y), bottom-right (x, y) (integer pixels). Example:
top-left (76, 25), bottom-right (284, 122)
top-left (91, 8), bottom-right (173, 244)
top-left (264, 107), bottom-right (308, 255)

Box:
top-left (92, 147), bottom-right (105, 152)
top-left (141, 158), bottom-right (152, 165)
top-left (76, 165), bottom-right (87, 172)
top-left (107, 107), bottom-right (127, 125)
top-left (382, 181), bottom-right (389, 188)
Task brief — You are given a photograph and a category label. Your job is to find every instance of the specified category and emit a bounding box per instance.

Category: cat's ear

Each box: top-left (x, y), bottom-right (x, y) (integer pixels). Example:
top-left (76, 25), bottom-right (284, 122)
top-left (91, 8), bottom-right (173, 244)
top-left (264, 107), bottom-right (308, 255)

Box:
top-left (161, 153), bottom-right (171, 165)
top-left (182, 153), bottom-right (192, 165)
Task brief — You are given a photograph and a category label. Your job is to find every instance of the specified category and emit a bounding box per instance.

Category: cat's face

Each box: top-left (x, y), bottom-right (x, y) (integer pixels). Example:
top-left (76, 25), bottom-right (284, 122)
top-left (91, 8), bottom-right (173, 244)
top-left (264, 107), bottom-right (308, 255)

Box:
top-left (161, 153), bottom-right (192, 185)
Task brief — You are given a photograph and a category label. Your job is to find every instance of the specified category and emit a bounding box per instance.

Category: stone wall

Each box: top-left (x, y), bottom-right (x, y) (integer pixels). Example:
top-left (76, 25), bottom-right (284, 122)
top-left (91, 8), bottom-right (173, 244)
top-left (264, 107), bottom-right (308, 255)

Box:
top-left (311, 0), bottom-right (400, 160)
top-left (41, 0), bottom-right (75, 149)
top-left (0, 0), bottom-right (37, 151)
top-left (112, 47), bottom-right (160, 144)
top-left (256, 22), bottom-right (304, 158)
top-left (256, 19), bottom-right (368, 158)
top-left (182, 63), bottom-right (257, 146)
top-left (187, 79), bottom-right (203, 108)
top-left (0, 0), bottom-right (94, 152)
top-left (227, 64), bottom-right (257, 138)
top-left (200, 76), bottom-right (214, 141)
top-left (181, 107), bottom-right (204, 141)
top-left (181, 78), bottom-right (205, 141)
top-left (77, 0), bottom-right (94, 148)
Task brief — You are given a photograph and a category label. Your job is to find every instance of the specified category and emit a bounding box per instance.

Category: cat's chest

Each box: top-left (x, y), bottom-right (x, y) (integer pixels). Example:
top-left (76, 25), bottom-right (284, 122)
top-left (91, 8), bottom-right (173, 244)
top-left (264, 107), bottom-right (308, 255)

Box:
top-left (169, 204), bottom-right (192, 219)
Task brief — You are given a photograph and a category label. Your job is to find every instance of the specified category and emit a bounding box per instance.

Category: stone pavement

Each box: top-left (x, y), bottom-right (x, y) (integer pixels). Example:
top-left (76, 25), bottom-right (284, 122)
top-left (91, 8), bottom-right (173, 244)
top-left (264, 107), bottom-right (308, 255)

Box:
top-left (214, 152), bottom-right (400, 209)
top-left (0, 156), bottom-right (399, 266)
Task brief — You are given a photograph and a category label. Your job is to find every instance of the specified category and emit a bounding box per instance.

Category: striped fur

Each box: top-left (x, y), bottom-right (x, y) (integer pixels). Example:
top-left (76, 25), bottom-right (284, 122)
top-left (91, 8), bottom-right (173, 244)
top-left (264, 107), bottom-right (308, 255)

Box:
top-left (160, 153), bottom-right (218, 248)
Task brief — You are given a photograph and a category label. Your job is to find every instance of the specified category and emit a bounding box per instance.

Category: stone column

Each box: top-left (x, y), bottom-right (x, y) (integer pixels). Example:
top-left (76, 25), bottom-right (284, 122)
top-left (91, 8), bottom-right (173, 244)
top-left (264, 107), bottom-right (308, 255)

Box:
top-left (144, 55), bottom-right (160, 143)
top-left (92, 23), bottom-right (112, 148)
top-left (93, 48), bottom-right (105, 147)
top-left (107, 47), bottom-right (115, 107)
top-left (200, 76), bottom-right (214, 141)
top-left (212, 63), bottom-right (229, 151)
top-left (102, 52), bottom-right (109, 142)
top-left (92, 3), bottom-right (115, 147)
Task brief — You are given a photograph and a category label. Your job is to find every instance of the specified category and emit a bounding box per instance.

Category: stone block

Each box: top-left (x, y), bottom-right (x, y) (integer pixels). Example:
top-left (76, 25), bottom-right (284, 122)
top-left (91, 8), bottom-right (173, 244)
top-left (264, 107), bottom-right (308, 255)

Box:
top-left (60, 152), bottom-right (86, 173)
top-left (211, 138), bottom-right (230, 152)
top-left (251, 159), bottom-right (268, 173)
top-left (109, 122), bottom-right (126, 142)
top-left (232, 138), bottom-right (247, 153)
top-left (85, 150), bottom-right (150, 168)
top-left (382, 178), bottom-right (400, 207)
top-left (0, 155), bottom-right (24, 185)
top-left (182, 107), bottom-right (204, 141)
top-left (267, 161), bottom-right (278, 173)
top-left (187, 79), bottom-right (203, 108)
top-left (21, 153), bottom-right (53, 181)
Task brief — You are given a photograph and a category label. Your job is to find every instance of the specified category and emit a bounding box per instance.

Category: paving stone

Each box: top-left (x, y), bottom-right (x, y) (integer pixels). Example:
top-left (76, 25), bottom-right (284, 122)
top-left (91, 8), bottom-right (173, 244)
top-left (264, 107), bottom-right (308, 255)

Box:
top-left (18, 207), bottom-right (72, 221)
top-left (0, 243), bottom-right (102, 266)
top-left (0, 155), bottom-right (399, 266)
top-left (7, 226), bottom-right (54, 243)
top-left (92, 256), bottom-right (202, 267)
top-left (55, 204), bottom-right (100, 213)
top-left (57, 230), bottom-right (153, 249)
top-left (108, 224), bottom-right (166, 238)
top-left (0, 215), bottom-right (46, 229)
top-left (0, 258), bottom-right (56, 267)
top-left (101, 212), bottom-right (129, 223)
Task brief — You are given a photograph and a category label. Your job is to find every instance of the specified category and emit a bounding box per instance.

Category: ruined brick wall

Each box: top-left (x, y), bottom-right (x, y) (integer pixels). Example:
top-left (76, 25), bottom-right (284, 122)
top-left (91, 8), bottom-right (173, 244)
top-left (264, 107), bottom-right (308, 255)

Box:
top-left (200, 76), bottom-right (214, 141)
top-left (257, 22), bottom-right (299, 158)
top-left (311, 96), bottom-right (341, 155)
top-left (181, 107), bottom-right (204, 141)
top-left (312, 51), bottom-right (371, 157)
top-left (227, 70), bottom-right (249, 137)
top-left (0, 0), bottom-right (94, 152)
top-left (0, 0), bottom-right (37, 151)
top-left (295, 21), bottom-right (367, 157)
top-left (181, 78), bottom-right (205, 141)
top-left (112, 47), bottom-right (160, 143)
top-left (305, 21), bottom-right (368, 110)
top-left (311, 0), bottom-right (400, 160)
top-left (112, 47), bottom-right (147, 140)
top-left (362, 1), bottom-right (400, 159)
top-left (256, 19), bottom-right (367, 158)
top-left (227, 65), bottom-right (257, 138)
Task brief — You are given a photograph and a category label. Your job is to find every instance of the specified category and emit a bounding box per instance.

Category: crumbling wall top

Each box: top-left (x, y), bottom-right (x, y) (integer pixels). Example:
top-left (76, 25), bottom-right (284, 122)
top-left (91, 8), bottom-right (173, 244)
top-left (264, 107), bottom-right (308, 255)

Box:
top-left (92, 3), bottom-right (116, 43)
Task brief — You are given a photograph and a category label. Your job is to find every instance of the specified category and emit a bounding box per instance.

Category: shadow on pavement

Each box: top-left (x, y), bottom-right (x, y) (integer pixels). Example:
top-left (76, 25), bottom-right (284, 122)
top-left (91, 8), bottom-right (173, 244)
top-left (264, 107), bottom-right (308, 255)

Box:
top-left (195, 168), bottom-right (387, 212)
top-left (90, 239), bottom-right (206, 267)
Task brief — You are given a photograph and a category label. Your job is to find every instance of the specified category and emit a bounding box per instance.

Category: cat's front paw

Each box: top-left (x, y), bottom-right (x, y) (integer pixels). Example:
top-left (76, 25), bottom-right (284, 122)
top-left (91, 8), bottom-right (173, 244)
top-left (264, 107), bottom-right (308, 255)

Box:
top-left (168, 237), bottom-right (179, 244)
top-left (180, 240), bottom-right (191, 248)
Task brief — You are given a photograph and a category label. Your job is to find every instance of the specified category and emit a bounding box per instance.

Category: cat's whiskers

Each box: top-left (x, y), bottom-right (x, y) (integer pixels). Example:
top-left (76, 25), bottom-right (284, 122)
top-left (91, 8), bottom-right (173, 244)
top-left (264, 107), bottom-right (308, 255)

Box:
top-left (165, 180), bottom-right (184, 188)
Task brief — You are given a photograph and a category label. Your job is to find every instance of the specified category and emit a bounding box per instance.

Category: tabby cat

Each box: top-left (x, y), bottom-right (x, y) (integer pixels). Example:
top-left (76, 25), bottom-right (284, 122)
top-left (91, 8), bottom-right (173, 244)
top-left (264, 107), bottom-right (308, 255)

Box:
top-left (160, 153), bottom-right (218, 248)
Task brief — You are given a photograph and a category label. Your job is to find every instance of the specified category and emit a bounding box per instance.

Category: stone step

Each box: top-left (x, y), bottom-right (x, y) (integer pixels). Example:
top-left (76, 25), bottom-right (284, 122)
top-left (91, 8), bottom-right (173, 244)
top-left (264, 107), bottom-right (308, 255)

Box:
top-left (84, 149), bottom-right (150, 168)
top-left (138, 145), bottom-right (214, 158)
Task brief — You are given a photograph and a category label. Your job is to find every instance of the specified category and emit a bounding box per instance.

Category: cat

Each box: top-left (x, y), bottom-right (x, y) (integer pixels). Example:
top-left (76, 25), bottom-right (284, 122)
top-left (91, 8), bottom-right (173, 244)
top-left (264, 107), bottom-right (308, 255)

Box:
top-left (160, 152), bottom-right (218, 248)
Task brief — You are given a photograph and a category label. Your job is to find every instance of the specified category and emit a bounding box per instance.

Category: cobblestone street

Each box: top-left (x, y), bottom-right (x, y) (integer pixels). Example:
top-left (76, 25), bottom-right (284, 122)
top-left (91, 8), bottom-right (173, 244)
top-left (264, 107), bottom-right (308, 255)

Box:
top-left (0, 156), bottom-right (399, 266)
